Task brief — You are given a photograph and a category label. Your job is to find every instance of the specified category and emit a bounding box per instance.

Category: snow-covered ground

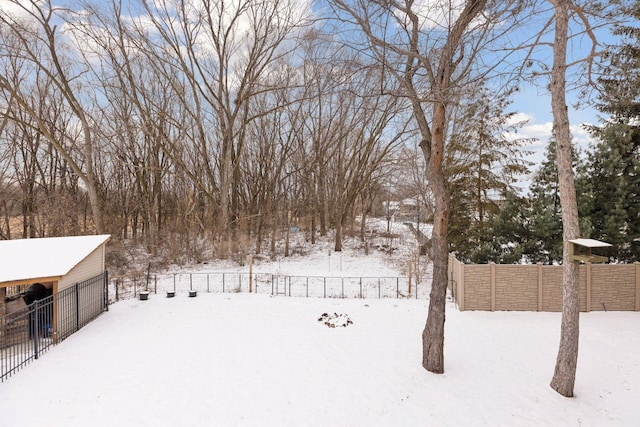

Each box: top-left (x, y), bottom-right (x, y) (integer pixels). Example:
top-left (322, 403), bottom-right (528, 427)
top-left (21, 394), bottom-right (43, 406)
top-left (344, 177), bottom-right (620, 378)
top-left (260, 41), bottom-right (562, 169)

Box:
top-left (1, 221), bottom-right (639, 426)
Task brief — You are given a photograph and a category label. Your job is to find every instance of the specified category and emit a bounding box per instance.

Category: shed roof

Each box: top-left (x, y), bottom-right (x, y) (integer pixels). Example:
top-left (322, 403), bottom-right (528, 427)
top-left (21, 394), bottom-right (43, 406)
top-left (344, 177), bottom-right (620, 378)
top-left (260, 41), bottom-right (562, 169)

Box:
top-left (0, 235), bottom-right (111, 285)
top-left (568, 238), bottom-right (612, 248)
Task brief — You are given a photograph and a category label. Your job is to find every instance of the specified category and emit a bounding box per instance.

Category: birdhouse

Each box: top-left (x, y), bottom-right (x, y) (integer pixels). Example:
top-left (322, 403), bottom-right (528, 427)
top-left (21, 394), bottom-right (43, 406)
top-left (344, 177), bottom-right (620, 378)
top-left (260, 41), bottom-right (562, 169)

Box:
top-left (568, 238), bottom-right (612, 263)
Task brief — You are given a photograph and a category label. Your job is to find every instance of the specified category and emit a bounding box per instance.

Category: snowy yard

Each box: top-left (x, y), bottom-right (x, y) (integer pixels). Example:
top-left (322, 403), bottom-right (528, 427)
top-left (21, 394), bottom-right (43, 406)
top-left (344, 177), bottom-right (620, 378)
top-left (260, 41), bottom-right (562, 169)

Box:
top-left (0, 292), bottom-right (638, 426)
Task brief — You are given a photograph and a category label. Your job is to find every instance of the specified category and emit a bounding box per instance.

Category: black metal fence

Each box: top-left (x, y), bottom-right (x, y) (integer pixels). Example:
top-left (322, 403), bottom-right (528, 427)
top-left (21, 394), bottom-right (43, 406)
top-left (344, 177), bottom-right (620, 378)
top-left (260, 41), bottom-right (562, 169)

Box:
top-left (109, 272), bottom-right (428, 300)
top-left (1, 272), bottom-right (109, 382)
top-left (274, 275), bottom-right (424, 299)
top-left (109, 275), bottom-right (158, 302)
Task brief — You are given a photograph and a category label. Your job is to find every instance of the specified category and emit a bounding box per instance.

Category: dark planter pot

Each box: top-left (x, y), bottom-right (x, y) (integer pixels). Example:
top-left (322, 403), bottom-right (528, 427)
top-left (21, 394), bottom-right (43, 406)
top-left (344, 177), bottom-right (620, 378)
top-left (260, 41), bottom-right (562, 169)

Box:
top-left (189, 290), bottom-right (198, 298)
top-left (166, 290), bottom-right (176, 298)
top-left (139, 291), bottom-right (150, 301)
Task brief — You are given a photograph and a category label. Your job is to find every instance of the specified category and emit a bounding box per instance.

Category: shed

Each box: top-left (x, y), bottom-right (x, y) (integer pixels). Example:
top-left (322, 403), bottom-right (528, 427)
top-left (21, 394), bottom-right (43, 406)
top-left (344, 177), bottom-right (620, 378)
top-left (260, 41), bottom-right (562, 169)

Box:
top-left (0, 235), bottom-right (111, 341)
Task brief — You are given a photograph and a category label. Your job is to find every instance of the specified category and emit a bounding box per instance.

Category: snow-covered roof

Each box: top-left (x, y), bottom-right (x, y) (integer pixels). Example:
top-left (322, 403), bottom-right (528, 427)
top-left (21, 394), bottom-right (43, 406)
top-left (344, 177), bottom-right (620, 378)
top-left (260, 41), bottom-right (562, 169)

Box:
top-left (568, 238), bottom-right (612, 248)
top-left (0, 235), bottom-right (111, 285)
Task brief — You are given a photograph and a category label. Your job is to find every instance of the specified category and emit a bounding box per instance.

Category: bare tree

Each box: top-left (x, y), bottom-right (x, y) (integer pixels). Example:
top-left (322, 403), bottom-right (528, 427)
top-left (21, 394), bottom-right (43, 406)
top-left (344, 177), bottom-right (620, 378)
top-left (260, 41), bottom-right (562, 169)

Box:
top-left (330, 0), bottom-right (519, 373)
top-left (522, 0), bottom-right (613, 398)
top-left (0, 0), bottom-right (105, 233)
top-left (547, 0), bottom-right (580, 398)
top-left (134, 0), bottom-right (311, 248)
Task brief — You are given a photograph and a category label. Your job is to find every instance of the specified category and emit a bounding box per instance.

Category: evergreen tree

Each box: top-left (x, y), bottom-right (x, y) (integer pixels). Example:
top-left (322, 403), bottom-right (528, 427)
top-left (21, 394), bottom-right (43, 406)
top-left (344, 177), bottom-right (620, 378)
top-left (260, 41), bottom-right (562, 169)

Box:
top-left (446, 87), bottom-right (534, 261)
top-left (527, 139), bottom-right (564, 264)
top-left (527, 138), bottom-right (590, 264)
top-left (583, 134), bottom-right (640, 261)
top-left (470, 190), bottom-right (532, 264)
top-left (585, 2), bottom-right (640, 261)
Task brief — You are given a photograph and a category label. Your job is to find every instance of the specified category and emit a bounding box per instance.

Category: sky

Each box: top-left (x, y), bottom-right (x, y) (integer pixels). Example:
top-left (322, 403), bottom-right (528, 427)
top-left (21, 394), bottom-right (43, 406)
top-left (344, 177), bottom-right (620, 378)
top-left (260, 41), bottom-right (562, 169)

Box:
top-left (1, 221), bottom-right (638, 426)
top-left (510, 87), bottom-right (600, 191)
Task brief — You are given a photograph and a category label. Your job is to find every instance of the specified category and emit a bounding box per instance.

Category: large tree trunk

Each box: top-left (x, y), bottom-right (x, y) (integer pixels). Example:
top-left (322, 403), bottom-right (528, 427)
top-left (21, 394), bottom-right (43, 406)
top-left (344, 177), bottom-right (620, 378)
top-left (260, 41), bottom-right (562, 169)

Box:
top-left (421, 167), bottom-right (450, 372)
top-left (549, 0), bottom-right (581, 398)
top-left (420, 101), bottom-right (451, 373)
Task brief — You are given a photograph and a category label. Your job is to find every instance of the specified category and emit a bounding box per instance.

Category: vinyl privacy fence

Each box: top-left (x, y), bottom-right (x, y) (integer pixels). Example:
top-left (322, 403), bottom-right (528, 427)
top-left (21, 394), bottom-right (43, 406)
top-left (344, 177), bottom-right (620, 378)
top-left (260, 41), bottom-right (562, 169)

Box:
top-left (448, 254), bottom-right (640, 312)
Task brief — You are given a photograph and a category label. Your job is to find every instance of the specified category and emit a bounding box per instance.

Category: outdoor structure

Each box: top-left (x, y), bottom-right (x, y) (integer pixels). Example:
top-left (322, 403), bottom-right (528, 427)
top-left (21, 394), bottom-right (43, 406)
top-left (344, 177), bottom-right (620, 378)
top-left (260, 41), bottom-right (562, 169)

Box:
top-left (448, 254), bottom-right (640, 312)
top-left (1, 235), bottom-right (111, 381)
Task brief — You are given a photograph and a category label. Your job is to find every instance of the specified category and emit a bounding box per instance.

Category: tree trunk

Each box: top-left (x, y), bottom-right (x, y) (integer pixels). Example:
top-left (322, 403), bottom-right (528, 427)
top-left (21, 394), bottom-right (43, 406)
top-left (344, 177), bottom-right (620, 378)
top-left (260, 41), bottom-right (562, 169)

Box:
top-left (310, 210), bottom-right (316, 245)
top-left (334, 218), bottom-right (343, 252)
top-left (549, 0), bottom-right (581, 398)
top-left (421, 101), bottom-right (451, 373)
top-left (421, 180), bottom-right (450, 372)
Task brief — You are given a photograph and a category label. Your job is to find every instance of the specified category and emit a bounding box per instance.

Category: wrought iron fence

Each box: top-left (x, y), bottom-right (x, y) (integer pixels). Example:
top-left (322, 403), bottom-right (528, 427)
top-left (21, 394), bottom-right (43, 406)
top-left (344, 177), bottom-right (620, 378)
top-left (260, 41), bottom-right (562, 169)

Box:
top-left (110, 271), bottom-right (427, 300)
top-left (109, 275), bottom-right (157, 302)
top-left (275, 275), bottom-right (424, 299)
top-left (1, 272), bottom-right (108, 382)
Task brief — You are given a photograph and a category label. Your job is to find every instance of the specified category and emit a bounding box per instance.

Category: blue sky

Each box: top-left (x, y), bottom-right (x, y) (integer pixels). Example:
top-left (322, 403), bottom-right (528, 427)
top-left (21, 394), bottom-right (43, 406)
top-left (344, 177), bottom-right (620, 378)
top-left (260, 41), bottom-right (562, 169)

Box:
top-left (510, 84), bottom-right (600, 173)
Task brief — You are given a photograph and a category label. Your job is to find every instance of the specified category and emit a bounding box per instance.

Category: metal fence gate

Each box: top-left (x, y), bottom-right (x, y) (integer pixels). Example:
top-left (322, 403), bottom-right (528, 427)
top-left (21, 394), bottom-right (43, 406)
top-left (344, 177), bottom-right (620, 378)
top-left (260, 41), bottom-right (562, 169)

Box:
top-left (1, 272), bottom-right (109, 382)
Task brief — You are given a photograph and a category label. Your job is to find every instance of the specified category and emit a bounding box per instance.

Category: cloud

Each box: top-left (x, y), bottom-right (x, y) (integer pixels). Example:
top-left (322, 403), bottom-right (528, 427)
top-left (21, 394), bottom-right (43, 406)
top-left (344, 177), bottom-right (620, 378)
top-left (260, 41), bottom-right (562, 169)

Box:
top-left (0, 0), bottom-right (42, 17)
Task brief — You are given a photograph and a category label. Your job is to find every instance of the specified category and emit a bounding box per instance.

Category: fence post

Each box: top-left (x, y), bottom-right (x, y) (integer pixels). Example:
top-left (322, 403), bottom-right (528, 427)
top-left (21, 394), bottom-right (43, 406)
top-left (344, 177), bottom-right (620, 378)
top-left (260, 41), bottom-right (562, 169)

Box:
top-left (490, 262), bottom-right (496, 312)
top-left (359, 278), bottom-right (362, 299)
top-left (586, 262), bottom-right (592, 312)
top-left (249, 255), bottom-right (253, 293)
top-left (145, 262), bottom-right (151, 291)
top-left (104, 271), bottom-right (109, 311)
top-left (324, 278), bottom-right (326, 298)
top-left (408, 259), bottom-right (412, 296)
top-left (636, 263), bottom-right (640, 311)
top-left (458, 259), bottom-right (465, 311)
top-left (33, 301), bottom-right (40, 359)
top-left (396, 277), bottom-right (399, 298)
top-left (75, 283), bottom-right (80, 332)
top-left (538, 263), bottom-right (543, 312)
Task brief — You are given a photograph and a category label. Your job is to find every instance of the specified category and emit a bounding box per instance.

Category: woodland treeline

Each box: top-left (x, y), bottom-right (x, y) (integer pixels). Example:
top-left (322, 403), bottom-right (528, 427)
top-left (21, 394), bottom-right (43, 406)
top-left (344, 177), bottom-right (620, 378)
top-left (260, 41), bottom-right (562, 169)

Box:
top-left (0, 0), bottom-right (411, 261)
top-left (0, 0), bottom-right (637, 266)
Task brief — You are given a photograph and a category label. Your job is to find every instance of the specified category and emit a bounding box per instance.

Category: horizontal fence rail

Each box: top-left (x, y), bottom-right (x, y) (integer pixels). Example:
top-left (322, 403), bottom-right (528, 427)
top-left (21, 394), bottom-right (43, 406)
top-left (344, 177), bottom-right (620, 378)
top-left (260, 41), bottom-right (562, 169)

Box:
top-left (1, 272), bottom-right (108, 382)
top-left (109, 272), bottom-right (428, 300)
